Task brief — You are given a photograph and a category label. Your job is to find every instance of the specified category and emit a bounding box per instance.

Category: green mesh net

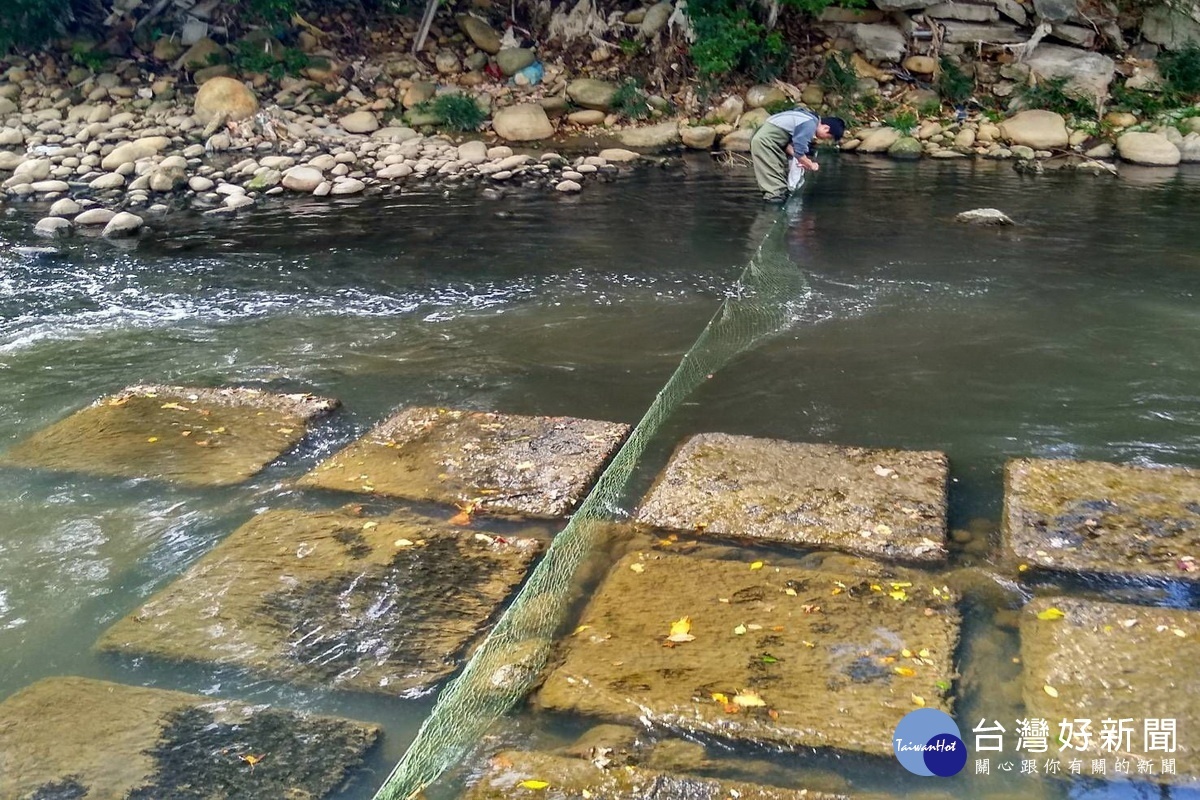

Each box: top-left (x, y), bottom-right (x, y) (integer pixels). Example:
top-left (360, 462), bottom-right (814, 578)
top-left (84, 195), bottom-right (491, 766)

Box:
top-left (373, 208), bottom-right (809, 800)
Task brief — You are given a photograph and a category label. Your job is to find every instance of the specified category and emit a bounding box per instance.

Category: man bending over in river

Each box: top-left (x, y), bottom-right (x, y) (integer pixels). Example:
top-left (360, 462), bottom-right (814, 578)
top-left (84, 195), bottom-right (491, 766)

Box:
top-left (750, 108), bottom-right (846, 202)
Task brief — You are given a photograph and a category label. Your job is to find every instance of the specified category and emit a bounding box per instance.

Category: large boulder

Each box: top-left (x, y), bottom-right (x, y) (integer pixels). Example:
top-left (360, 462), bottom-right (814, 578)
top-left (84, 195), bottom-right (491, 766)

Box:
top-left (719, 129), bottom-right (754, 151)
top-left (566, 79), bottom-right (618, 111)
top-left (640, 2), bottom-right (673, 37)
top-left (745, 84), bottom-right (787, 109)
top-left (282, 166), bottom-right (324, 192)
top-left (1116, 132), bottom-right (1182, 165)
top-left (998, 110), bottom-right (1069, 149)
top-left (340, 110), bottom-right (379, 134)
top-left (856, 127), bottom-right (902, 153)
top-left (1141, 3), bottom-right (1200, 50)
top-left (616, 122), bottom-right (681, 149)
top-left (491, 104), bottom-right (554, 141)
top-left (1179, 131), bottom-right (1200, 163)
top-left (177, 37), bottom-right (224, 70)
top-left (850, 23), bottom-right (907, 62)
top-left (193, 77), bottom-right (259, 123)
top-left (100, 136), bottom-right (170, 171)
top-left (101, 212), bottom-right (144, 238)
top-left (887, 136), bottom-right (923, 159)
top-left (496, 48), bottom-right (536, 76)
top-left (681, 125), bottom-right (717, 149)
top-left (1023, 43), bottom-right (1115, 100)
top-left (458, 15), bottom-right (501, 54)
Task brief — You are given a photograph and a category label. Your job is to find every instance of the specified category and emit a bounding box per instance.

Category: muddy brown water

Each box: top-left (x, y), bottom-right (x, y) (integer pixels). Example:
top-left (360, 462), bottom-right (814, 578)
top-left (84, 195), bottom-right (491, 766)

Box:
top-left (0, 155), bottom-right (1199, 799)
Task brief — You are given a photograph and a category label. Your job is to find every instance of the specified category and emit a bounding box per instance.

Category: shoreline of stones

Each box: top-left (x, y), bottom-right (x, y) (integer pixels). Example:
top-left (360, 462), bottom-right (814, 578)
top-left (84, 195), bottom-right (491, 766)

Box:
top-left (13, 124), bottom-right (649, 240)
top-left (8, 102), bottom-right (1200, 244)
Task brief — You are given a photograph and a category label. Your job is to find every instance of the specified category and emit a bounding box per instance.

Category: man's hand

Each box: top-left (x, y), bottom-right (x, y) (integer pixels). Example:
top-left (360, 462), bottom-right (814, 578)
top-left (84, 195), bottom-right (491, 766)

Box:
top-left (797, 155), bottom-right (819, 172)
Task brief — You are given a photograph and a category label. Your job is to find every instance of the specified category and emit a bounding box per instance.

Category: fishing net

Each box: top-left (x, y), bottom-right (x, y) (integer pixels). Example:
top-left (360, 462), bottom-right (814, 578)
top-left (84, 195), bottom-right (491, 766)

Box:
top-left (373, 207), bottom-right (810, 800)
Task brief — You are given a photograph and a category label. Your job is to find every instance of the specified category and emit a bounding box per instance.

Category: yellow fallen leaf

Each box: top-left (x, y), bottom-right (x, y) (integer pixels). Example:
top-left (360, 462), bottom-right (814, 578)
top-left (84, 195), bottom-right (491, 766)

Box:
top-left (1037, 607), bottom-right (1066, 621)
top-left (733, 624), bottom-right (747, 636)
top-left (802, 640), bottom-right (815, 648)
top-left (514, 461), bottom-right (534, 470)
top-left (572, 625), bottom-right (592, 636)
top-left (1174, 628), bottom-right (1187, 637)
top-left (160, 402), bottom-right (189, 411)
top-left (630, 563), bottom-right (645, 574)
top-left (911, 694), bottom-right (926, 707)
top-left (901, 649), bottom-right (913, 658)
top-left (180, 430), bottom-right (192, 437)
top-left (918, 648), bottom-right (931, 658)
top-left (733, 690), bottom-right (766, 708)
top-left (240, 752), bottom-right (266, 766)
top-left (1044, 685), bottom-right (1059, 698)
top-left (146, 437), bottom-right (158, 443)
top-left (519, 779), bottom-right (550, 790)
top-left (278, 428), bottom-right (294, 435)
top-left (784, 587), bottom-right (797, 596)
top-left (393, 538), bottom-right (414, 548)
top-left (362, 521), bottom-right (378, 530)
top-left (889, 590), bottom-right (908, 601)
top-left (894, 667), bottom-right (917, 677)
top-left (750, 561), bottom-right (764, 570)
top-left (667, 617), bottom-right (694, 643)
top-left (711, 692), bottom-right (729, 703)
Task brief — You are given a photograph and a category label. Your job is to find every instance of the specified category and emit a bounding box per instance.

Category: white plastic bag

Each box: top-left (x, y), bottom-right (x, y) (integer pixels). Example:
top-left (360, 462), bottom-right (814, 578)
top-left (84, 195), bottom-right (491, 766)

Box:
top-left (787, 159), bottom-right (805, 191)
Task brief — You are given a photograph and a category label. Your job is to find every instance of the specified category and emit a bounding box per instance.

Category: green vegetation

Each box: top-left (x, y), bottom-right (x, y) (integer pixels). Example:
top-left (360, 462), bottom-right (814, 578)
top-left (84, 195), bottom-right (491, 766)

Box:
top-left (1108, 82), bottom-right (1173, 116)
top-left (1, 0), bottom-right (66, 52)
top-left (611, 78), bottom-right (652, 120)
top-left (232, 42), bottom-right (310, 79)
top-left (1157, 40), bottom-right (1200, 97)
top-left (69, 42), bottom-right (111, 72)
top-left (688, 0), bottom-right (789, 81)
top-left (239, 0), bottom-right (297, 26)
top-left (763, 97), bottom-right (795, 114)
top-left (884, 108), bottom-right (918, 134)
top-left (936, 57), bottom-right (973, 106)
top-left (1019, 76), bottom-right (1097, 119)
top-left (421, 93), bottom-right (486, 131)
top-left (818, 51), bottom-right (858, 98)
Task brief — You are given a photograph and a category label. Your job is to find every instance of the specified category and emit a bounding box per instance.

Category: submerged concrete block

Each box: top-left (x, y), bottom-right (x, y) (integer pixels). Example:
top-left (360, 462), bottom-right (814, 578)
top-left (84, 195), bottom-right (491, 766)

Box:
top-left (536, 552), bottom-right (960, 756)
top-left (1004, 458), bottom-right (1200, 581)
top-left (635, 433), bottom-right (948, 562)
top-left (98, 508), bottom-right (542, 695)
top-left (1021, 597), bottom-right (1200, 782)
top-left (1, 384), bottom-right (338, 487)
top-left (0, 676), bottom-right (378, 799)
top-left (462, 749), bottom-right (852, 799)
top-left (297, 406), bottom-right (630, 518)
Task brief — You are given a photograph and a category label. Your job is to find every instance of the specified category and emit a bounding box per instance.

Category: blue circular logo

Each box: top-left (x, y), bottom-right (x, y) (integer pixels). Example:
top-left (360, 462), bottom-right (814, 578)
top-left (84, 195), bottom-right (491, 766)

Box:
top-left (893, 708), bottom-right (967, 777)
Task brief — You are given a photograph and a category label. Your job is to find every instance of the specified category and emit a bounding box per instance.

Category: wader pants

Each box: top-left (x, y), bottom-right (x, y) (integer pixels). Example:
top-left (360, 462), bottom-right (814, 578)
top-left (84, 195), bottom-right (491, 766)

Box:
top-left (750, 122), bottom-right (792, 200)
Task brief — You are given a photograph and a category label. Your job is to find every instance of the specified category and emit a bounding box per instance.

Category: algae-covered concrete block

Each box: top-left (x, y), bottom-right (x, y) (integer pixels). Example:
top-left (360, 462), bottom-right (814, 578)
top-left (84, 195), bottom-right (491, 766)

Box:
top-left (297, 406), bottom-right (630, 518)
top-left (635, 433), bottom-right (949, 562)
top-left (1, 384), bottom-right (338, 487)
top-left (0, 676), bottom-right (378, 799)
top-left (1004, 458), bottom-right (1200, 581)
top-left (461, 750), bottom-right (852, 800)
top-left (99, 508), bottom-right (542, 695)
top-left (1021, 597), bottom-right (1200, 783)
top-left (535, 552), bottom-right (960, 756)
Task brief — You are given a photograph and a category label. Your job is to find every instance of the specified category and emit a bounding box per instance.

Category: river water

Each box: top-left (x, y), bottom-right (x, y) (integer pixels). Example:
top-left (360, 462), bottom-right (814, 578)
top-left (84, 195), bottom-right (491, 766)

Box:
top-left (1, 154), bottom-right (1198, 799)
